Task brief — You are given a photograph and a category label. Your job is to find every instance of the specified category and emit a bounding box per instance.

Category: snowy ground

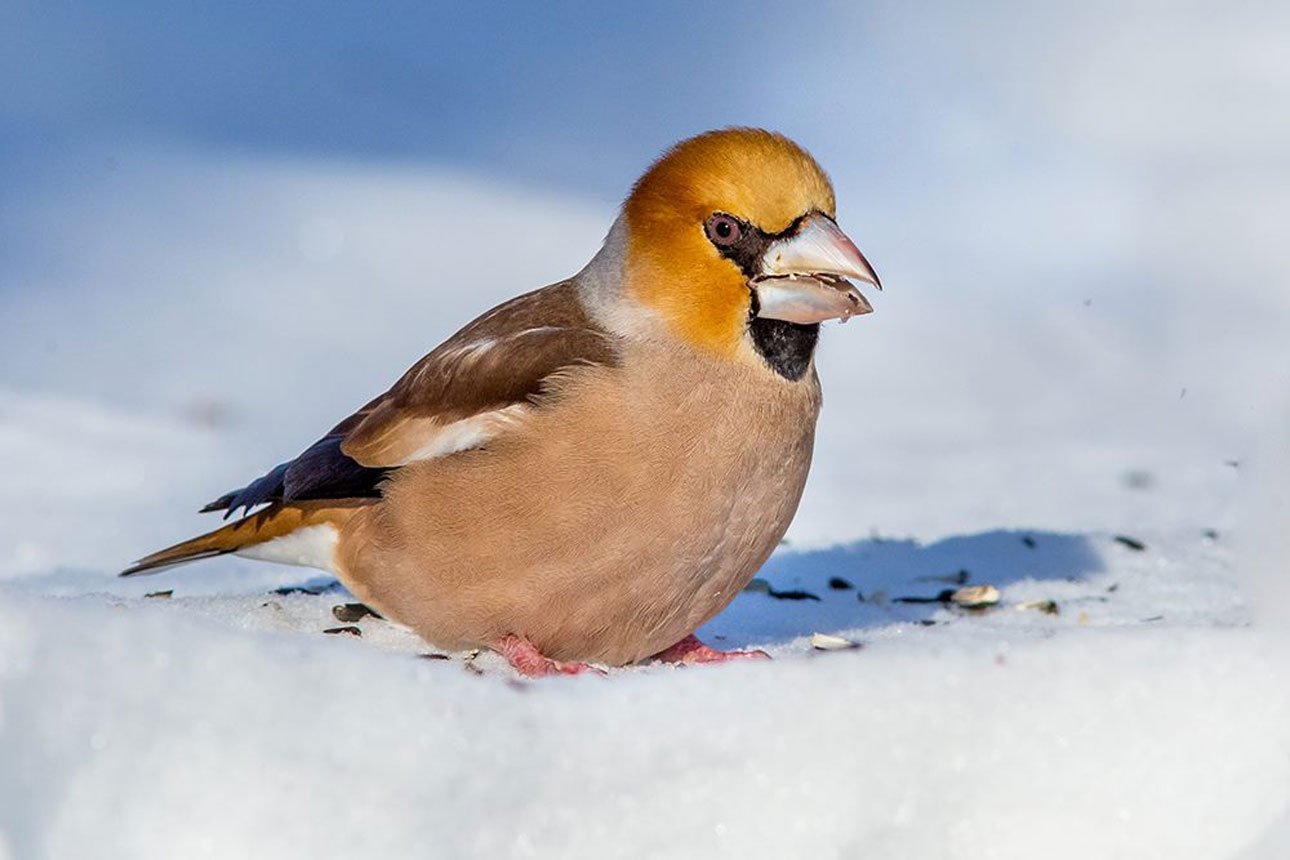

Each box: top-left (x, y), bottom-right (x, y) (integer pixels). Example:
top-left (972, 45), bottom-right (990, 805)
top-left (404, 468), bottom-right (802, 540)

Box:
top-left (0, 144), bottom-right (1287, 859)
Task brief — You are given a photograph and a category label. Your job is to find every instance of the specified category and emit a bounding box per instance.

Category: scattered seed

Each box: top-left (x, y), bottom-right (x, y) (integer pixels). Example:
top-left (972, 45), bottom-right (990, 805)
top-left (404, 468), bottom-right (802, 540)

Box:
top-left (418, 653), bottom-right (451, 661)
top-left (894, 589), bottom-right (955, 605)
top-left (828, 576), bottom-right (854, 590)
top-left (950, 584), bottom-right (1000, 609)
top-left (323, 625), bottom-right (362, 637)
top-left (1107, 583), bottom-right (1120, 593)
top-left (766, 587), bottom-right (821, 602)
top-left (332, 603), bottom-right (381, 623)
top-left (1021, 535), bottom-right (1037, 549)
top-left (1203, 529), bottom-right (1219, 542)
top-left (1141, 615), bottom-right (1164, 623)
top-left (810, 632), bottom-right (862, 651)
top-left (896, 586), bottom-right (1001, 608)
top-left (1113, 535), bottom-right (1147, 551)
top-left (144, 590), bottom-right (173, 599)
top-left (917, 619), bottom-right (936, 626)
top-left (1016, 599), bottom-right (1060, 615)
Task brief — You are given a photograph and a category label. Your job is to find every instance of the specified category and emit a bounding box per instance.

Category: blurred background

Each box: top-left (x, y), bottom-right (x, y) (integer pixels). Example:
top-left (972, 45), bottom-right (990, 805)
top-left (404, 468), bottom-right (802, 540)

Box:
top-left (1, 0), bottom-right (1286, 570)
top-left (3, 6), bottom-right (1290, 857)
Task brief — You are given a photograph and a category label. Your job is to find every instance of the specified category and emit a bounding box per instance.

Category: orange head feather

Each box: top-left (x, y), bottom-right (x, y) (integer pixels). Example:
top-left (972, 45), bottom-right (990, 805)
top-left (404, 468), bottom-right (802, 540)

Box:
top-left (622, 128), bottom-right (837, 353)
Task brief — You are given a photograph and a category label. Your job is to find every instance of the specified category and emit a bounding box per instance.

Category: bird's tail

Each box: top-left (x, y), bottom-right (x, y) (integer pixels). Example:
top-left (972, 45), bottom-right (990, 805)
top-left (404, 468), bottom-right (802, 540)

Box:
top-left (120, 500), bottom-right (369, 577)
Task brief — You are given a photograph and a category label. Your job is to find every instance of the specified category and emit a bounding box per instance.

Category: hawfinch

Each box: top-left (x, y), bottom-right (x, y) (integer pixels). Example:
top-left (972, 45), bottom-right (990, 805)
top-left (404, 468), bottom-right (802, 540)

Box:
top-left (125, 128), bottom-right (882, 676)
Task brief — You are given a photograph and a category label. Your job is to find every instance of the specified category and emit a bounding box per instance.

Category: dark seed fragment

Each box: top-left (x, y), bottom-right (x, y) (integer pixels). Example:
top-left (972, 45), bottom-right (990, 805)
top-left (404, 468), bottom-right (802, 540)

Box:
top-left (895, 589), bottom-right (956, 604)
top-left (828, 577), bottom-right (854, 590)
top-left (1113, 535), bottom-right (1147, 551)
top-left (323, 625), bottom-right (362, 637)
top-left (766, 587), bottom-right (821, 601)
top-left (144, 590), bottom-right (173, 599)
top-left (332, 603), bottom-right (381, 623)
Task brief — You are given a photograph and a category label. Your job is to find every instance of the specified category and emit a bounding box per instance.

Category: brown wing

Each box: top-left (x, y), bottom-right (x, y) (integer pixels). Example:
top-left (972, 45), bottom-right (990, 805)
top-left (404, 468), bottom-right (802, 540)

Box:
top-left (202, 281), bottom-right (618, 517)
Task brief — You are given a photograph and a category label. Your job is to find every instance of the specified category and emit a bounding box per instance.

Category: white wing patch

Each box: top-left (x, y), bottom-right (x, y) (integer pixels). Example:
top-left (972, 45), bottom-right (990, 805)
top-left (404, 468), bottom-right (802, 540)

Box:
top-left (400, 403), bottom-right (530, 465)
top-left (237, 524), bottom-right (339, 572)
top-left (347, 324), bottom-right (589, 468)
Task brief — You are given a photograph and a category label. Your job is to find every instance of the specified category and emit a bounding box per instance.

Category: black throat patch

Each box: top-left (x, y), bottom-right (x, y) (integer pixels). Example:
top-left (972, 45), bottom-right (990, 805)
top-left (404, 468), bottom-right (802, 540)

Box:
top-left (710, 213), bottom-right (820, 381)
top-left (748, 317), bottom-right (819, 381)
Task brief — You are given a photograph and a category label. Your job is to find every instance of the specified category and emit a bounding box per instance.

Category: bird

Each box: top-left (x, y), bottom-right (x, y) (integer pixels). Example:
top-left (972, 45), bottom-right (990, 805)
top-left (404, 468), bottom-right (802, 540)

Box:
top-left (123, 128), bottom-right (882, 676)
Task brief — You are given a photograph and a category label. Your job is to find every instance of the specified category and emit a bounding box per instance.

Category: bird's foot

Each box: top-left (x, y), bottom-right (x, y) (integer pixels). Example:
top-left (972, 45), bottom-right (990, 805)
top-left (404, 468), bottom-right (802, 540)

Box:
top-left (652, 634), bottom-right (770, 666)
top-left (493, 635), bottom-right (605, 678)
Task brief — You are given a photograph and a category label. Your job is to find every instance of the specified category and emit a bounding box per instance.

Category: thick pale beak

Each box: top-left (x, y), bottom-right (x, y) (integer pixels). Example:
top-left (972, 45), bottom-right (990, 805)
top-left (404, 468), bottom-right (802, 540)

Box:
top-left (752, 213), bottom-right (881, 325)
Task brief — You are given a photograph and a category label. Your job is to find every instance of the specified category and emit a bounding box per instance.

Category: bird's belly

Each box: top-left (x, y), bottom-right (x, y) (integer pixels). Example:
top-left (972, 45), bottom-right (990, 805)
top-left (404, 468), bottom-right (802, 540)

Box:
top-left (336, 363), bottom-right (820, 665)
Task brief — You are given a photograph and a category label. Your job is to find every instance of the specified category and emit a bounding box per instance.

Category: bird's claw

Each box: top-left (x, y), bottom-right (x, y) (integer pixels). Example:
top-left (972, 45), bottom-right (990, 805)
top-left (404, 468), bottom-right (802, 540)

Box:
top-left (493, 635), bottom-right (606, 678)
top-left (652, 634), bottom-right (771, 666)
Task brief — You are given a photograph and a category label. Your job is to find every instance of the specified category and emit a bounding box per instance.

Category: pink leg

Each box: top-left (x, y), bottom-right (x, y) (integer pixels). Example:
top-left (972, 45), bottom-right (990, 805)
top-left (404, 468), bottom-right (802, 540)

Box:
top-left (652, 634), bottom-right (770, 666)
top-left (493, 635), bottom-right (604, 678)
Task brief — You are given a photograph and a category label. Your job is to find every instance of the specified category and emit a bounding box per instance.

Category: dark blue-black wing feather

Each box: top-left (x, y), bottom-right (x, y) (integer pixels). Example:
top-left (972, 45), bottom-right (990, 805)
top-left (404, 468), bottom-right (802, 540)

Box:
top-left (200, 436), bottom-right (389, 519)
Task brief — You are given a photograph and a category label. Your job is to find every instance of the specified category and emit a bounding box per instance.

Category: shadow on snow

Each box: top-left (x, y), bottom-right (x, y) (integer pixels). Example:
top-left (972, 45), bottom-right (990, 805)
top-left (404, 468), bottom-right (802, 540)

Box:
top-left (700, 529), bottom-right (1104, 650)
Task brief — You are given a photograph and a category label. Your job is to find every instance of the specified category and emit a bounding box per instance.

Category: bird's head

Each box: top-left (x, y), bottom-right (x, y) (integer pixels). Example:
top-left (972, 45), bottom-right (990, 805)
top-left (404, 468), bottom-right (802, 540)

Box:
top-left (611, 128), bottom-right (880, 377)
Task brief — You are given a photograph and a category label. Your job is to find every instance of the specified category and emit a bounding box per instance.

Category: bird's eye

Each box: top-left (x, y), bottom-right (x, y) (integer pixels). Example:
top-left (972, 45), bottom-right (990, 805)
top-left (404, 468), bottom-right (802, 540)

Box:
top-left (705, 213), bottom-right (742, 248)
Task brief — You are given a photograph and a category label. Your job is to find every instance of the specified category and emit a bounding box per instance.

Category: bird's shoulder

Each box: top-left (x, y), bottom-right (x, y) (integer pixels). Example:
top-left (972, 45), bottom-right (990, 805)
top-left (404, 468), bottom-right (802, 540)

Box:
top-left (339, 279), bottom-right (620, 467)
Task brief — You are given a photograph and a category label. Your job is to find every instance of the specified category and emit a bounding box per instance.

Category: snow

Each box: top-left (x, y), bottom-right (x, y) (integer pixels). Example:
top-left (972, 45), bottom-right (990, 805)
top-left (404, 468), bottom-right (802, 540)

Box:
top-left (2, 588), bottom-right (1287, 860)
